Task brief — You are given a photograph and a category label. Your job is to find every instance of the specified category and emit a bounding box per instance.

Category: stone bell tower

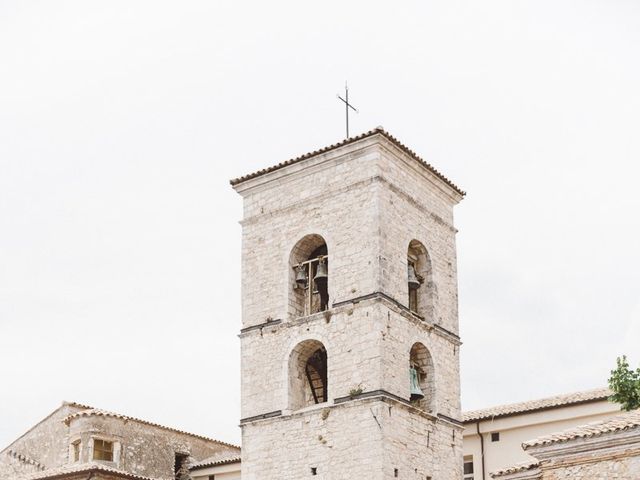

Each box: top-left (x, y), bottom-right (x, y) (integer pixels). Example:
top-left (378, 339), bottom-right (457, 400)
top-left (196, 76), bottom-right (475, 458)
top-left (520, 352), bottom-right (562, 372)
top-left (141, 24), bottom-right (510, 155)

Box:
top-left (231, 128), bottom-right (465, 480)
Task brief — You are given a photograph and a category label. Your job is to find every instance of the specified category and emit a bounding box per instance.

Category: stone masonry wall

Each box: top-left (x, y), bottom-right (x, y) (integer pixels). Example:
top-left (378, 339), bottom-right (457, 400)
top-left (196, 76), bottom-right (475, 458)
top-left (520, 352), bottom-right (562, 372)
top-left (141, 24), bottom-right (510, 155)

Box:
top-left (235, 134), bottom-right (463, 479)
top-left (1, 403), bottom-right (239, 480)
top-left (0, 403), bottom-right (83, 472)
top-left (66, 415), bottom-right (239, 479)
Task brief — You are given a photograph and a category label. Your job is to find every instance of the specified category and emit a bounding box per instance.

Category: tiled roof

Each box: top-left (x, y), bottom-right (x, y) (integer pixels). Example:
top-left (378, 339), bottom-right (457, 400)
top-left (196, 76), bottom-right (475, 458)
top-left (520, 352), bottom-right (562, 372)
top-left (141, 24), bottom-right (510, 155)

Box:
top-left (523, 408), bottom-right (640, 449)
top-left (189, 453), bottom-right (241, 470)
top-left (229, 127), bottom-right (465, 196)
top-left (463, 387), bottom-right (611, 423)
top-left (23, 463), bottom-right (157, 480)
top-left (491, 461), bottom-right (540, 477)
top-left (62, 406), bottom-right (240, 450)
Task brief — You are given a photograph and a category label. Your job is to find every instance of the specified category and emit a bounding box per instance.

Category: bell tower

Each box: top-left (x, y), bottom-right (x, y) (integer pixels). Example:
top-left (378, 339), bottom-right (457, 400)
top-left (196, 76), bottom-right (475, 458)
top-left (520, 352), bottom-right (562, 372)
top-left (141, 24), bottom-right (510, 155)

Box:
top-left (231, 128), bottom-right (465, 480)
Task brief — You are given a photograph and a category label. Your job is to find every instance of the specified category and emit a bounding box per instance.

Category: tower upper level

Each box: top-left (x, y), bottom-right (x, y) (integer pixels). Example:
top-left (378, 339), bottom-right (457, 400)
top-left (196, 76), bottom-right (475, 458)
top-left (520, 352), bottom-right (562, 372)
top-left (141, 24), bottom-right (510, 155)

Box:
top-left (231, 127), bottom-right (464, 334)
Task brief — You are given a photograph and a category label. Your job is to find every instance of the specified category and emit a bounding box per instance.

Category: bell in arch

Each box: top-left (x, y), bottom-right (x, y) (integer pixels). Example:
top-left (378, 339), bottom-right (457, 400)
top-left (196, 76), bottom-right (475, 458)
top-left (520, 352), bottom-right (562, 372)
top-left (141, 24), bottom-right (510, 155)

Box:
top-left (409, 366), bottom-right (425, 402)
top-left (408, 264), bottom-right (421, 290)
top-left (295, 264), bottom-right (308, 288)
top-left (314, 258), bottom-right (328, 286)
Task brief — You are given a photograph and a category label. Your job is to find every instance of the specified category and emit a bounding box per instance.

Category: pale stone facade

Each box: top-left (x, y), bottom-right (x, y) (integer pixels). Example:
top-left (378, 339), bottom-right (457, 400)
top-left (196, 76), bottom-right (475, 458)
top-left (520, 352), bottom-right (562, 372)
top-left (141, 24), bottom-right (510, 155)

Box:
top-left (0, 402), bottom-right (240, 480)
top-left (232, 128), bottom-right (465, 479)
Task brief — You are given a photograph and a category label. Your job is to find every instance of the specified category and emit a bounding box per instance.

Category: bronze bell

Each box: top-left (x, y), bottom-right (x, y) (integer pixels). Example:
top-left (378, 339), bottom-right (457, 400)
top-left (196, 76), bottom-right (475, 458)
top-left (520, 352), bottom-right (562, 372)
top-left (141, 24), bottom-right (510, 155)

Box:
top-left (295, 264), bottom-right (308, 287)
top-left (408, 264), bottom-right (421, 290)
top-left (410, 366), bottom-right (425, 401)
top-left (314, 259), bottom-right (328, 285)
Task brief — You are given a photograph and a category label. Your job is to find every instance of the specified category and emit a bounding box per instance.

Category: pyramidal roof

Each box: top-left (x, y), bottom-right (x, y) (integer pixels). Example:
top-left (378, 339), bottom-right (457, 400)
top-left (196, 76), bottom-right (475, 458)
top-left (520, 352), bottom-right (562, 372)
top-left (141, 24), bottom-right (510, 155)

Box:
top-left (229, 127), bottom-right (465, 196)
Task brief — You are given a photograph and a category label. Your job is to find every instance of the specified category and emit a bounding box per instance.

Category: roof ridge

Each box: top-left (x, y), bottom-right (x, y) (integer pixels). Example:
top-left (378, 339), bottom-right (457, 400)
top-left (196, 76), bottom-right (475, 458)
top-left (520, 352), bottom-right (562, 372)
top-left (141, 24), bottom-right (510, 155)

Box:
top-left (24, 462), bottom-right (158, 480)
top-left (229, 127), bottom-right (465, 196)
top-left (463, 387), bottom-right (612, 423)
top-left (62, 405), bottom-right (240, 450)
top-left (523, 408), bottom-right (640, 449)
top-left (0, 402), bottom-right (86, 455)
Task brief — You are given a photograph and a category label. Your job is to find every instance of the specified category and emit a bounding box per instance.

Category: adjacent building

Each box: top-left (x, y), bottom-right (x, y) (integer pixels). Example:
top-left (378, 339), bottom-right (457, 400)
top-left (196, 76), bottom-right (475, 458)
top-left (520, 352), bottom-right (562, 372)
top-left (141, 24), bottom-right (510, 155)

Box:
top-left (461, 388), bottom-right (620, 479)
top-left (0, 402), bottom-right (240, 480)
top-left (492, 408), bottom-right (640, 479)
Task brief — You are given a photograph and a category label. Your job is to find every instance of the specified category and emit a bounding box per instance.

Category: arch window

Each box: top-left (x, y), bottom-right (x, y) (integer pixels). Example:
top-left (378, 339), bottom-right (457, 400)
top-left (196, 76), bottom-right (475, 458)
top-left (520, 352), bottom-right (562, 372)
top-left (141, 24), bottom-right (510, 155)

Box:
top-left (288, 339), bottom-right (328, 410)
top-left (290, 235), bottom-right (329, 318)
top-left (409, 342), bottom-right (436, 412)
top-left (407, 240), bottom-right (434, 319)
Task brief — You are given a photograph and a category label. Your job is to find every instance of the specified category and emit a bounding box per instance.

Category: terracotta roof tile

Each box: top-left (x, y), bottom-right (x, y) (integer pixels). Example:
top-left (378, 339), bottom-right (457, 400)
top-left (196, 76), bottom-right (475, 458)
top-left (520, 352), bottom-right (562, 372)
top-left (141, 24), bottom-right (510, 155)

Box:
top-left (491, 461), bottom-right (540, 477)
top-left (523, 408), bottom-right (640, 449)
top-left (229, 127), bottom-right (465, 196)
top-left (63, 406), bottom-right (240, 450)
top-left (463, 387), bottom-right (611, 423)
top-left (189, 453), bottom-right (241, 470)
top-left (23, 463), bottom-right (157, 480)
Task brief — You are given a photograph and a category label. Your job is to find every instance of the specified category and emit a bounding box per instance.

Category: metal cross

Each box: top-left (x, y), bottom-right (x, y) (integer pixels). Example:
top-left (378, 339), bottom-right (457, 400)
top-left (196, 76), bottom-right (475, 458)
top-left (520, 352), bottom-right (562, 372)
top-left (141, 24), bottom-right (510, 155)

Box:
top-left (337, 82), bottom-right (358, 138)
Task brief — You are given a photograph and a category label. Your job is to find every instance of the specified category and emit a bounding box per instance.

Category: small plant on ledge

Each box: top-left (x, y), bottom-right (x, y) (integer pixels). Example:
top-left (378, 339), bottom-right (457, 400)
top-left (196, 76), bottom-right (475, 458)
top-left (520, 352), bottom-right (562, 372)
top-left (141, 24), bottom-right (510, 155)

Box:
top-left (349, 384), bottom-right (364, 398)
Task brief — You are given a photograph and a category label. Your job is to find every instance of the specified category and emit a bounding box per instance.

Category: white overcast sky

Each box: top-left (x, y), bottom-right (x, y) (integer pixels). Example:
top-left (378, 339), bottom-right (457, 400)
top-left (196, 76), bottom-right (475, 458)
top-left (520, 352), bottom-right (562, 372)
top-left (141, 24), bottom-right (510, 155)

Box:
top-left (1, 0), bottom-right (639, 448)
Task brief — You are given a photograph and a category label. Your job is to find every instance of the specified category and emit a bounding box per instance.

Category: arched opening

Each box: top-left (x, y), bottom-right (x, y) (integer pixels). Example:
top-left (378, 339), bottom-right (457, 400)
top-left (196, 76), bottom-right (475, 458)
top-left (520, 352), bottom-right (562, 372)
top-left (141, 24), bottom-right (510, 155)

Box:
top-left (407, 240), bottom-right (434, 320)
top-left (288, 339), bottom-right (328, 410)
top-left (409, 342), bottom-right (436, 413)
top-left (289, 234), bottom-right (329, 318)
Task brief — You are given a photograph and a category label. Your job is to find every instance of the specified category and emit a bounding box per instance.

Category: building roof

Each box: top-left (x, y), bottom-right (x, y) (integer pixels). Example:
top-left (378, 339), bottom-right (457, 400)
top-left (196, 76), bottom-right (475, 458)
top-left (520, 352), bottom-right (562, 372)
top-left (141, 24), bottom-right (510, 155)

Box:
top-left (62, 403), bottom-right (240, 450)
top-left (491, 461), bottom-right (540, 477)
top-left (189, 453), bottom-right (242, 470)
top-left (23, 463), bottom-right (157, 480)
top-left (523, 408), bottom-right (640, 449)
top-left (229, 127), bottom-right (465, 196)
top-left (463, 387), bottom-right (611, 423)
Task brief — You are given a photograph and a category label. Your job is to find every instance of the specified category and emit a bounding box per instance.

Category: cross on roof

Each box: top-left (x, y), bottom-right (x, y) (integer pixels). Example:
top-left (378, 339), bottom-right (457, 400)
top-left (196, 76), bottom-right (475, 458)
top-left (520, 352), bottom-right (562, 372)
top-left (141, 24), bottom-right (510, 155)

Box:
top-left (337, 82), bottom-right (358, 138)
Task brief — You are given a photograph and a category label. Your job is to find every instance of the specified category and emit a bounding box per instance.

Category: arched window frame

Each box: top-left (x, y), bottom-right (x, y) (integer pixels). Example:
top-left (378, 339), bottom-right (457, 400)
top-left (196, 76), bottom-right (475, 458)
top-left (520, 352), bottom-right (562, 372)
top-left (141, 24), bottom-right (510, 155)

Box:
top-left (287, 339), bottom-right (329, 411)
top-left (289, 234), bottom-right (329, 319)
top-left (407, 240), bottom-right (435, 320)
top-left (409, 342), bottom-right (436, 413)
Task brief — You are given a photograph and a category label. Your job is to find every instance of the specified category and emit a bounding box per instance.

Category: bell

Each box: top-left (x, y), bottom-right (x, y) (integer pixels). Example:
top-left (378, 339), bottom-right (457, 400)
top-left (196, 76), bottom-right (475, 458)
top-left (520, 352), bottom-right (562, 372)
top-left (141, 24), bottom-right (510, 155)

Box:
top-left (410, 366), bottom-right (425, 402)
top-left (295, 265), bottom-right (308, 287)
top-left (313, 259), bottom-right (328, 285)
top-left (408, 264), bottom-right (421, 290)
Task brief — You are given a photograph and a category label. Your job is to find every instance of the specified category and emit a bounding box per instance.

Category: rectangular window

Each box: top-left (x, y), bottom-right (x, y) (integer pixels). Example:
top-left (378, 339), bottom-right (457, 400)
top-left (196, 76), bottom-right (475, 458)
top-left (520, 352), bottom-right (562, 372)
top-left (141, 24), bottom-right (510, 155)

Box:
top-left (93, 439), bottom-right (113, 461)
top-left (463, 456), bottom-right (474, 480)
top-left (72, 440), bottom-right (81, 462)
top-left (491, 432), bottom-right (500, 442)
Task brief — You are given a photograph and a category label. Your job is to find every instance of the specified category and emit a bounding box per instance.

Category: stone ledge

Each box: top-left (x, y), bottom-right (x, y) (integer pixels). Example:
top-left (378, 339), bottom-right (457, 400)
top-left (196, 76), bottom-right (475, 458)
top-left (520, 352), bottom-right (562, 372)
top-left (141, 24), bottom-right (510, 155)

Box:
top-left (240, 292), bottom-right (461, 345)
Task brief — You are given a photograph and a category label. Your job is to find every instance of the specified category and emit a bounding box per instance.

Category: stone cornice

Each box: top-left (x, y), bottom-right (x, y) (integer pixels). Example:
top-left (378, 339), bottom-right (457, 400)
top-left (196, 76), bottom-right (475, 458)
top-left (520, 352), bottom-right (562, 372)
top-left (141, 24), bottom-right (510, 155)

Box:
top-left (240, 390), bottom-right (463, 429)
top-left (239, 292), bottom-right (461, 345)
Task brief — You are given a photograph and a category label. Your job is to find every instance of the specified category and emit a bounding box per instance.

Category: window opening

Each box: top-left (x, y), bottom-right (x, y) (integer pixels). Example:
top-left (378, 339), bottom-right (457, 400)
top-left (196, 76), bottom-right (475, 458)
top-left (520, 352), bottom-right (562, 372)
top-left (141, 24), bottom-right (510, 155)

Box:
top-left (491, 432), bottom-right (500, 442)
top-left (409, 342), bottom-right (435, 412)
top-left (295, 244), bottom-right (328, 316)
top-left (175, 453), bottom-right (189, 480)
top-left (407, 240), bottom-right (434, 319)
top-left (71, 440), bottom-right (80, 462)
top-left (289, 339), bottom-right (329, 410)
top-left (463, 456), bottom-right (474, 480)
top-left (93, 439), bottom-right (113, 462)
top-left (305, 347), bottom-right (328, 404)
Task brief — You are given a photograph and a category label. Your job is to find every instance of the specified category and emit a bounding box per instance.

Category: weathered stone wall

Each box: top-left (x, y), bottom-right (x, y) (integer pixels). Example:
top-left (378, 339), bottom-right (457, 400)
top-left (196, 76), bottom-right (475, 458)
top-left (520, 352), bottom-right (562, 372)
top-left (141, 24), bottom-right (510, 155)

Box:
top-left (1, 403), bottom-right (239, 480)
top-left (238, 144), bottom-right (382, 329)
top-left (0, 403), bottom-right (83, 472)
top-left (235, 134), bottom-right (463, 479)
top-left (541, 453), bottom-right (640, 479)
top-left (66, 415), bottom-right (238, 479)
top-left (377, 147), bottom-right (460, 335)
